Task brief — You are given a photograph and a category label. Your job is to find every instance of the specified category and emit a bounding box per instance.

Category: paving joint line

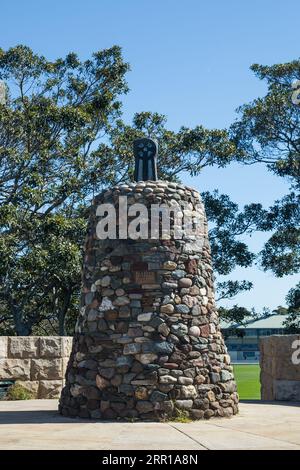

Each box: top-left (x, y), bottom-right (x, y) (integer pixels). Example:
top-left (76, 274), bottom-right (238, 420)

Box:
top-left (209, 421), bottom-right (300, 448)
top-left (168, 423), bottom-right (209, 450)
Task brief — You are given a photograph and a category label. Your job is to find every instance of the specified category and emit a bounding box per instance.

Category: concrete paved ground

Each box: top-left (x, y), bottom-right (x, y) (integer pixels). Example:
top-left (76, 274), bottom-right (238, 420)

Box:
top-left (0, 400), bottom-right (300, 450)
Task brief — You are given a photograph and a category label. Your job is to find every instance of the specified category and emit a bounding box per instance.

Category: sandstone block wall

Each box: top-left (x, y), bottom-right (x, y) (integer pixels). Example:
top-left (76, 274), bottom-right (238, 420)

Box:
top-left (0, 336), bottom-right (73, 398)
top-left (260, 335), bottom-right (300, 401)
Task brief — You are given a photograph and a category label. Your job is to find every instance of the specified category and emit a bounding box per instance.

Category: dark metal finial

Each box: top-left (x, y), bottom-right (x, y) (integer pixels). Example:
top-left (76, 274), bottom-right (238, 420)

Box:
top-left (133, 137), bottom-right (158, 181)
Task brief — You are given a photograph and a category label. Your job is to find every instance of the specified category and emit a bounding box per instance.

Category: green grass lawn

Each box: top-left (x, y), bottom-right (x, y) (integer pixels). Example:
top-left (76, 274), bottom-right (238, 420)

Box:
top-left (233, 364), bottom-right (261, 400)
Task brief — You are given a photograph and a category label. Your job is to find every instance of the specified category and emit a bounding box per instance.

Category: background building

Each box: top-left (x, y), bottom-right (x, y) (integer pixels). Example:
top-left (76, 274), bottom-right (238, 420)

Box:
top-left (221, 314), bottom-right (287, 363)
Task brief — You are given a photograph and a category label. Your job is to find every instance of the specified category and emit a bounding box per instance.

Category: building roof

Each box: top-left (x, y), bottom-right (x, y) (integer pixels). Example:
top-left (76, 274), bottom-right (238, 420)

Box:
top-left (220, 314), bottom-right (287, 330)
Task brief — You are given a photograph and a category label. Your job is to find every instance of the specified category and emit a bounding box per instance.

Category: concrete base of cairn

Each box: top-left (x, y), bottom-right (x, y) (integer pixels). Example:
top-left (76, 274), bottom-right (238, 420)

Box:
top-left (59, 181), bottom-right (239, 420)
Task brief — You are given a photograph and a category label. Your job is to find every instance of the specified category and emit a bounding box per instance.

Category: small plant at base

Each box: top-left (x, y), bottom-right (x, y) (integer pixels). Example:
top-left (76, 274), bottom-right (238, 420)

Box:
top-left (7, 383), bottom-right (34, 400)
top-left (169, 406), bottom-right (192, 423)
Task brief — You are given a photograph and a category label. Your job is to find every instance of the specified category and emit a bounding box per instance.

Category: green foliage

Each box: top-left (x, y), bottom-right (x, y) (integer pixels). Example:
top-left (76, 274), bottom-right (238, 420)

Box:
top-left (1, 46), bottom-right (298, 335)
top-left (7, 383), bottom-right (35, 400)
top-left (202, 190), bottom-right (262, 275)
top-left (109, 111), bottom-right (237, 181)
top-left (169, 406), bottom-right (192, 423)
top-left (219, 305), bottom-right (253, 325)
top-left (283, 282), bottom-right (300, 333)
top-left (0, 45), bottom-right (130, 335)
top-left (0, 46), bottom-right (251, 337)
top-left (109, 116), bottom-right (259, 300)
top-left (231, 60), bottom-right (300, 277)
top-left (216, 281), bottom-right (253, 302)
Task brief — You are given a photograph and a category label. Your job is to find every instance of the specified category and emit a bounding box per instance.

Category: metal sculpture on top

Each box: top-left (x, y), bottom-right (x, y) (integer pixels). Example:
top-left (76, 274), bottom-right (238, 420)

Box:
top-left (133, 137), bottom-right (158, 181)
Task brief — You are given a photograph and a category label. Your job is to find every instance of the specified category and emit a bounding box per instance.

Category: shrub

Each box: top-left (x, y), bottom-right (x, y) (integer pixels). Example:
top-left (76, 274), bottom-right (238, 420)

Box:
top-left (7, 383), bottom-right (34, 400)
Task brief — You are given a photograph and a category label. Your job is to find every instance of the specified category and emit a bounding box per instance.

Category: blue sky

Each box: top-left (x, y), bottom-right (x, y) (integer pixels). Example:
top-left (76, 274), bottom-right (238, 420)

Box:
top-left (1, 0), bottom-right (299, 310)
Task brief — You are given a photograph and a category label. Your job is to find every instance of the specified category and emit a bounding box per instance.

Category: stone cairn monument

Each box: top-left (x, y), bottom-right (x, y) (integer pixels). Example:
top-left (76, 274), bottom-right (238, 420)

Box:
top-left (59, 138), bottom-right (238, 420)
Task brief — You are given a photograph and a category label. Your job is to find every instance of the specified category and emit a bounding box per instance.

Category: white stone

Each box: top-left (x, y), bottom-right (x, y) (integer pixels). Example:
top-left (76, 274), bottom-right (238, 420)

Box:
top-left (189, 326), bottom-right (201, 337)
top-left (159, 375), bottom-right (178, 384)
top-left (99, 297), bottom-right (113, 311)
top-left (181, 385), bottom-right (197, 398)
top-left (136, 353), bottom-right (158, 364)
top-left (137, 313), bottom-right (152, 322)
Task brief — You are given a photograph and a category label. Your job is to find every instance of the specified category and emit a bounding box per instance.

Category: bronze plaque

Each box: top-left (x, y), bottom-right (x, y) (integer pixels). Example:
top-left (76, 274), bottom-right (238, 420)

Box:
top-left (132, 262), bottom-right (148, 271)
top-left (133, 271), bottom-right (156, 284)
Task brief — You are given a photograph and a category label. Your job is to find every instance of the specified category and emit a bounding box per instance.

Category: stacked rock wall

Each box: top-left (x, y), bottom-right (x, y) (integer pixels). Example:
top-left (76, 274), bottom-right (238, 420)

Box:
top-left (0, 336), bottom-right (73, 398)
top-left (59, 181), bottom-right (238, 419)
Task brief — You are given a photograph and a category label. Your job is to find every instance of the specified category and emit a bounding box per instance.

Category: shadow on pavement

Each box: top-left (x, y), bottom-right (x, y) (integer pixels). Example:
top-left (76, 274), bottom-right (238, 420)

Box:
top-left (0, 409), bottom-right (113, 425)
top-left (240, 399), bottom-right (300, 407)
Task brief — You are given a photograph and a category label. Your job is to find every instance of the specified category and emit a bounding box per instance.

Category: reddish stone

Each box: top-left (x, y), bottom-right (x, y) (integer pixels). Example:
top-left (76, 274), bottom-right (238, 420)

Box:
top-left (163, 363), bottom-right (179, 369)
top-left (185, 259), bottom-right (198, 274)
top-left (200, 324), bottom-right (210, 337)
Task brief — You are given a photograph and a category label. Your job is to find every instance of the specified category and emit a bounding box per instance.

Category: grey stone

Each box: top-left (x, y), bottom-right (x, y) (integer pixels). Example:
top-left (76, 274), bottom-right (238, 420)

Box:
top-left (136, 401), bottom-right (153, 413)
top-left (116, 356), bottom-right (133, 367)
top-left (123, 343), bottom-right (141, 355)
top-left (175, 400), bottom-right (193, 410)
top-left (171, 323), bottom-right (188, 337)
top-left (99, 368), bottom-right (115, 379)
top-left (143, 341), bottom-right (173, 355)
top-left (100, 276), bottom-right (111, 287)
top-left (221, 370), bottom-right (234, 382)
top-left (157, 323), bottom-right (170, 336)
top-left (175, 304), bottom-right (190, 314)
top-left (210, 372), bottom-right (220, 384)
top-left (274, 380), bottom-right (300, 401)
top-left (172, 270), bottom-right (186, 279)
top-left (150, 390), bottom-right (167, 402)
top-left (162, 282), bottom-right (178, 290)
top-left (113, 296), bottom-right (130, 306)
